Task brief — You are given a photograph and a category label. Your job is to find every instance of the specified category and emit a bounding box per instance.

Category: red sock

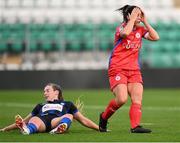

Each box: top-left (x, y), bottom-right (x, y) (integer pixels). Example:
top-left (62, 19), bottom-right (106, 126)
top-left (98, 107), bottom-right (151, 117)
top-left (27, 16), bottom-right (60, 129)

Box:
top-left (102, 99), bottom-right (120, 120)
top-left (129, 103), bottom-right (142, 129)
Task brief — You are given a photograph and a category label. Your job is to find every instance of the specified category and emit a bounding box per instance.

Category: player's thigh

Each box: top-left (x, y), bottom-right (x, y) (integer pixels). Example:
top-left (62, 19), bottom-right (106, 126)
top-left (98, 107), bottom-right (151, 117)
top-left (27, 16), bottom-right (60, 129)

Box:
top-left (128, 83), bottom-right (143, 104)
top-left (113, 84), bottom-right (128, 105)
top-left (109, 72), bottom-right (128, 91)
top-left (29, 116), bottom-right (46, 132)
top-left (51, 114), bottom-right (73, 129)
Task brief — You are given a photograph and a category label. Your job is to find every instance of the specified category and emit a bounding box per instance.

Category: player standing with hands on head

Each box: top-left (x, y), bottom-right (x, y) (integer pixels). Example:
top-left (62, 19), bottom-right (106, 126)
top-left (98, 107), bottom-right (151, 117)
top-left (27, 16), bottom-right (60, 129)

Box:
top-left (99, 5), bottom-right (159, 133)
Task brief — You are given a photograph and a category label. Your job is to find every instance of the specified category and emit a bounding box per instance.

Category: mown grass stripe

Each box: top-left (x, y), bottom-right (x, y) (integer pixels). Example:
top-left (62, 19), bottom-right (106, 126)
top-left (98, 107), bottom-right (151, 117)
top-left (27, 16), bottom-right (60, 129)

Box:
top-left (0, 102), bottom-right (180, 111)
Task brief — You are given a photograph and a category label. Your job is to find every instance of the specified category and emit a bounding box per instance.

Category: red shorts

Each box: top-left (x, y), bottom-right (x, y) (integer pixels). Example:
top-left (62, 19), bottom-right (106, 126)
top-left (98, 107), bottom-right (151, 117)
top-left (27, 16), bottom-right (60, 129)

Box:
top-left (109, 69), bottom-right (143, 91)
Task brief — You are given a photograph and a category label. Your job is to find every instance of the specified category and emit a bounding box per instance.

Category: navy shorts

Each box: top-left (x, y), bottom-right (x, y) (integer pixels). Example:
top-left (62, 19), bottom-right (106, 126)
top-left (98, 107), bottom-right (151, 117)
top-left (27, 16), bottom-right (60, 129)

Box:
top-left (36, 114), bottom-right (58, 132)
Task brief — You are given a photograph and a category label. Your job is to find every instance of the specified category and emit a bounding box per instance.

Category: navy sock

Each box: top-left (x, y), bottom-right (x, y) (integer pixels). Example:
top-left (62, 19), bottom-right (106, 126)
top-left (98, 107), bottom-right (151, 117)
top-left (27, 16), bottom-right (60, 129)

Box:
top-left (60, 117), bottom-right (72, 129)
top-left (27, 123), bottom-right (38, 134)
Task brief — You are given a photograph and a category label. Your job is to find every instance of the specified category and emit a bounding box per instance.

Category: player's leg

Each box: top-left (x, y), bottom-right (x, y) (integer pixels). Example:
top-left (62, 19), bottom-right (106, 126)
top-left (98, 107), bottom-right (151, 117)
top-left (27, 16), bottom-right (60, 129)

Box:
top-left (50, 114), bottom-right (73, 134)
top-left (128, 83), bottom-right (143, 128)
top-left (28, 116), bottom-right (46, 133)
top-left (99, 83), bottom-right (128, 132)
top-left (102, 84), bottom-right (128, 119)
top-left (128, 82), bottom-right (151, 133)
top-left (15, 115), bottom-right (46, 135)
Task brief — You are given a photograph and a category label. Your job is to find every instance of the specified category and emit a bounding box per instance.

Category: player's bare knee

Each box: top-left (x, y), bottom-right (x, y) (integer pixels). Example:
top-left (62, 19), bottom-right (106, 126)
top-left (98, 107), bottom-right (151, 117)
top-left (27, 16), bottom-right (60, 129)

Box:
top-left (115, 96), bottom-right (128, 106)
top-left (62, 114), bottom-right (73, 120)
top-left (131, 94), bottom-right (142, 103)
top-left (29, 117), bottom-right (44, 130)
top-left (131, 97), bottom-right (142, 105)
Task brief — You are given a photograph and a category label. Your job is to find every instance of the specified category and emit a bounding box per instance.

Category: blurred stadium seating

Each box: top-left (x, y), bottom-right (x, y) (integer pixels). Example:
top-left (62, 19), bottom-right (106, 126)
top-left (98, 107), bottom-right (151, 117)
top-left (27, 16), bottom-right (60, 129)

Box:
top-left (0, 0), bottom-right (180, 70)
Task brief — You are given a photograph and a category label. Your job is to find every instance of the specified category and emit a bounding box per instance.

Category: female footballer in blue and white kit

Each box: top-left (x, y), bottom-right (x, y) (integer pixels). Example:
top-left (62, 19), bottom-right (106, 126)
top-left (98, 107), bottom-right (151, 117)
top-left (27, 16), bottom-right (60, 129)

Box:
top-left (0, 83), bottom-right (99, 134)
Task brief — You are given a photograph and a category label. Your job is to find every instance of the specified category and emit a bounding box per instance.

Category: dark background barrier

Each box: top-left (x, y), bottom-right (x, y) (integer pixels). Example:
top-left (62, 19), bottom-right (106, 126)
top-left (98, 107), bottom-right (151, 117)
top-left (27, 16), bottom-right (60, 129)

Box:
top-left (0, 69), bottom-right (180, 89)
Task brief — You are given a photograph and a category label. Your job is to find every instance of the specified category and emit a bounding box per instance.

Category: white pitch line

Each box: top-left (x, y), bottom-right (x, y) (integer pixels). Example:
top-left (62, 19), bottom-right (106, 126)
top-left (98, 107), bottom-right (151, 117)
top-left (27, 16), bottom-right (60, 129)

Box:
top-left (1, 142), bottom-right (180, 143)
top-left (141, 122), bottom-right (154, 125)
top-left (0, 102), bottom-right (34, 108)
top-left (85, 105), bottom-right (180, 111)
top-left (0, 102), bottom-right (180, 111)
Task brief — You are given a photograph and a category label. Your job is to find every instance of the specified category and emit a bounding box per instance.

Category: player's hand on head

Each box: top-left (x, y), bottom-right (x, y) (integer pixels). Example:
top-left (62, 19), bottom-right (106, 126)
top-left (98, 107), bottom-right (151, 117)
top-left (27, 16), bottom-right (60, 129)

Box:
top-left (139, 8), bottom-right (147, 24)
top-left (129, 8), bottom-right (141, 22)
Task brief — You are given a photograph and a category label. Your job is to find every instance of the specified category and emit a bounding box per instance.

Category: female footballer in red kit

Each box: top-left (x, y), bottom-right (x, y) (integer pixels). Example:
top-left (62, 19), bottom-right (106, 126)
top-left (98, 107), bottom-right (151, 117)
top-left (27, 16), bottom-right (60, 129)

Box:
top-left (99, 5), bottom-right (159, 133)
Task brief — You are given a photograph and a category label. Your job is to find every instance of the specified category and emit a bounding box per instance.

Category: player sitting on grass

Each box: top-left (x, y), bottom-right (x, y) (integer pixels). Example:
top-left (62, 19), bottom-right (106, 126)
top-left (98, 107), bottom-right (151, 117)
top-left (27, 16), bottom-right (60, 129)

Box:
top-left (0, 83), bottom-right (99, 134)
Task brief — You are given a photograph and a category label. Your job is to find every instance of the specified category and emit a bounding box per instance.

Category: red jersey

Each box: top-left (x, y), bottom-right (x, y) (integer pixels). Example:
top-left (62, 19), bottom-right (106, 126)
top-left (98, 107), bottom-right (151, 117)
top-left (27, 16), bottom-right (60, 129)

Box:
top-left (108, 23), bottom-right (148, 76)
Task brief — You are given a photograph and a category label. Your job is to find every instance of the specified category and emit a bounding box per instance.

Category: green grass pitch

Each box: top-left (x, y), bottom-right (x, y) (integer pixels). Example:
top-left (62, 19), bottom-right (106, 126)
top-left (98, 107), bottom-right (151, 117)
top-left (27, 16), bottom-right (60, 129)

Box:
top-left (0, 89), bottom-right (180, 142)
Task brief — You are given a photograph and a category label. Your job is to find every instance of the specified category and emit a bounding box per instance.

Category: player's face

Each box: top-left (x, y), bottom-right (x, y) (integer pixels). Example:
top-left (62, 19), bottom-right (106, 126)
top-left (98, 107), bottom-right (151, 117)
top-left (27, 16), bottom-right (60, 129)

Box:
top-left (134, 9), bottom-right (143, 25)
top-left (44, 85), bottom-right (58, 101)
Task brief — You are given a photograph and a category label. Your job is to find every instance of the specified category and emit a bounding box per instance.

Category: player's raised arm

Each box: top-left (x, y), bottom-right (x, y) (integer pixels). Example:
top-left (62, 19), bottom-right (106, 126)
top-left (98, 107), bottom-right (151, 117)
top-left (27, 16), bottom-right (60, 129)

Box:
top-left (73, 111), bottom-right (99, 131)
top-left (120, 8), bottom-right (141, 38)
top-left (0, 114), bottom-right (32, 132)
top-left (141, 9), bottom-right (160, 41)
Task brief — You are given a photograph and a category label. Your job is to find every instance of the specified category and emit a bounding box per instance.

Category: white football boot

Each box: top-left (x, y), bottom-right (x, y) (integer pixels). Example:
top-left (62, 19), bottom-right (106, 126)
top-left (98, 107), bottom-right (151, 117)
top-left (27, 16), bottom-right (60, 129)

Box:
top-left (15, 114), bottom-right (30, 135)
top-left (49, 123), bottom-right (68, 134)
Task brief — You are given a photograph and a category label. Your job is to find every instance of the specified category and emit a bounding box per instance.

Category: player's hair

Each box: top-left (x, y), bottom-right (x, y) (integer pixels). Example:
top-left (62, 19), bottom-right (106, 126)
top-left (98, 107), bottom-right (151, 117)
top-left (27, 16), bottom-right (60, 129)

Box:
top-left (47, 83), bottom-right (63, 100)
top-left (116, 5), bottom-right (138, 23)
top-left (75, 96), bottom-right (84, 113)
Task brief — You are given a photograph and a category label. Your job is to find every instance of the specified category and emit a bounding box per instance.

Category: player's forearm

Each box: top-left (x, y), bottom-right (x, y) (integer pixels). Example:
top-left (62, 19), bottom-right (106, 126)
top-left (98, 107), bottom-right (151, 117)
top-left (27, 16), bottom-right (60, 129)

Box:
top-left (74, 112), bottom-right (99, 131)
top-left (144, 21), bottom-right (160, 41)
top-left (1, 123), bottom-right (17, 131)
top-left (121, 20), bottom-right (135, 37)
top-left (1, 114), bottom-right (31, 132)
top-left (80, 118), bottom-right (99, 131)
top-left (23, 114), bottom-right (32, 123)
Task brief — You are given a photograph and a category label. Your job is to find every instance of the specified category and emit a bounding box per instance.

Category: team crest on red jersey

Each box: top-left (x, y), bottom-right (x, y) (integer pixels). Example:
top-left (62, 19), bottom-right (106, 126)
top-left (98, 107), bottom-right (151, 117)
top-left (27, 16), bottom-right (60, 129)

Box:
top-left (135, 33), bottom-right (141, 39)
top-left (115, 75), bottom-right (121, 81)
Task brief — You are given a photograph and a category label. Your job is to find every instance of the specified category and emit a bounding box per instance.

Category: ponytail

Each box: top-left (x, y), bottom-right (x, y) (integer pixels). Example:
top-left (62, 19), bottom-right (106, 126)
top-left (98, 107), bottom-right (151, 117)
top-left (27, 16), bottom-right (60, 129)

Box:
top-left (116, 5), bottom-right (137, 22)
